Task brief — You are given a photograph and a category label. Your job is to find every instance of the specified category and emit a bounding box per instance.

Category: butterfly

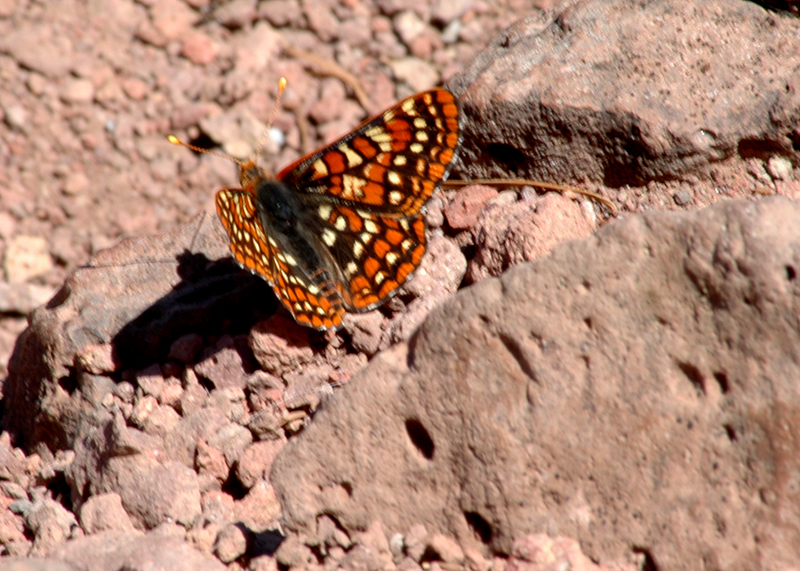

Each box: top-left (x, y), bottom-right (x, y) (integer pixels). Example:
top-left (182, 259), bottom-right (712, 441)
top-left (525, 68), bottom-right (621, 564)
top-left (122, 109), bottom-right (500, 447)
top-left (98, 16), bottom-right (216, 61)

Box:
top-left (175, 87), bottom-right (461, 330)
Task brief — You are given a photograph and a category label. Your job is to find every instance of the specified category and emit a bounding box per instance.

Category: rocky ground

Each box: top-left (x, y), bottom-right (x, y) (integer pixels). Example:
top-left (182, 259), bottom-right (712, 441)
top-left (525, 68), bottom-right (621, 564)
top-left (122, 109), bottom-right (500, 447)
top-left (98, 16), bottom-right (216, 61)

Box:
top-left (0, 0), bottom-right (552, 379)
top-left (2, 0), bottom-right (800, 570)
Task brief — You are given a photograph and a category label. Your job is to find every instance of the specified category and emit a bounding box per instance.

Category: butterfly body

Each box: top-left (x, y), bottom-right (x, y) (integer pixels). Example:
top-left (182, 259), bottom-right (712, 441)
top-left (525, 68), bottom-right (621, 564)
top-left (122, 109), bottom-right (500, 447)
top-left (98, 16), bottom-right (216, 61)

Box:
top-left (215, 88), bottom-right (461, 330)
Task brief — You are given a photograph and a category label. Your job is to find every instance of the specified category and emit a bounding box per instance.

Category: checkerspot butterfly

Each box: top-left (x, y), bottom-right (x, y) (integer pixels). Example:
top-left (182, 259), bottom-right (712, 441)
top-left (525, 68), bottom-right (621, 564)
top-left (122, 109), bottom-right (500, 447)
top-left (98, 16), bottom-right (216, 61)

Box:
top-left (172, 87), bottom-right (461, 330)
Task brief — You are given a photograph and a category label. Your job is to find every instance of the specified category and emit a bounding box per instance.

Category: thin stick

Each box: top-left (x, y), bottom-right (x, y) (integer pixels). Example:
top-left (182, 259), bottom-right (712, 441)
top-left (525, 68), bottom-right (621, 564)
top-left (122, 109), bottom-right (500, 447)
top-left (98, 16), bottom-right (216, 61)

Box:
top-left (282, 44), bottom-right (370, 110)
top-left (443, 178), bottom-right (617, 213)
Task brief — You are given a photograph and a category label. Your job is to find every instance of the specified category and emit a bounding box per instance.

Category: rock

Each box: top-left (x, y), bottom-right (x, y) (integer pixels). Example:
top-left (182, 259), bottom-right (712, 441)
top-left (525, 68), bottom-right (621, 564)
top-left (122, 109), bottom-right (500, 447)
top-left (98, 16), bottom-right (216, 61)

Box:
top-left (0, 559), bottom-right (75, 571)
top-left (467, 192), bottom-right (595, 282)
top-left (0, 282), bottom-right (53, 315)
top-left (271, 197), bottom-right (800, 569)
top-left (0, 25), bottom-right (73, 78)
top-left (133, 366), bottom-right (163, 399)
top-left (3, 235), bottom-right (52, 284)
top-left (448, 0), bottom-right (800, 187)
top-left (430, 0), bottom-right (473, 25)
top-left (195, 439), bottom-right (229, 484)
top-left (120, 460), bottom-right (201, 530)
top-left (235, 440), bottom-right (285, 489)
top-left (429, 533), bottom-right (464, 564)
top-left (24, 498), bottom-right (79, 556)
top-left (59, 79), bottom-right (95, 105)
top-left (163, 407), bottom-right (230, 468)
top-left (78, 493), bottom-right (135, 533)
top-left (389, 58), bottom-right (440, 92)
top-left (214, 0), bottom-right (256, 29)
top-left (508, 534), bottom-right (626, 571)
top-left (248, 315), bottom-right (316, 377)
top-left (234, 480), bottom-right (281, 533)
top-left (4, 104), bottom-right (28, 131)
top-left (49, 531), bottom-right (226, 571)
top-left (181, 32), bottom-right (219, 65)
top-left (76, 344), bottom-right (117, 375)
top-left (213, 523), bottom-right (248, 563)
top-left (444, 185), bottom-right (499, 230)
top-left (193, 335), bottom-right (253, 391)
top-left (168, 333), bottom-right (204, 364)
top-left (150, 0), bottom-right (198, 41)
top-left (2, 212), bottom-right (270, 451)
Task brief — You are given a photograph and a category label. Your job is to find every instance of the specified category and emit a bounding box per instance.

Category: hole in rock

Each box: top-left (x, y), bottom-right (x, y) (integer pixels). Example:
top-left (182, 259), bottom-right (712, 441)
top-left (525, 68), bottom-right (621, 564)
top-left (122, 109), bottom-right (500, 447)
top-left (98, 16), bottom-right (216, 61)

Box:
top-left (632, 546), bottom-right (659, 571)
top-left (713, 372), bottom-right (730, 394)
top-left (786, 265), bottom-right (797, 281)
top-left (57, 374), bottom-right (78, 394)
top-left (677, 361), bottom-right (705, 395)
top-left (464, 511), bottom-right (493, 544)
top-left (405, 419), bottom-right (435, 459)
top-left (485, 143), bottom-right (527, 172)
top-left (338, 481), bottom-right (353, 497)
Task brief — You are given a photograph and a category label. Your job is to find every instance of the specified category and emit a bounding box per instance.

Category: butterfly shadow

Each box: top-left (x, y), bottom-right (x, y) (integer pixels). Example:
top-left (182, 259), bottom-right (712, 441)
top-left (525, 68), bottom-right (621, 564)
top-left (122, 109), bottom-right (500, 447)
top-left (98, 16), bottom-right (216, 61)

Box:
top-left (111, 251), bottom-right (277, 372)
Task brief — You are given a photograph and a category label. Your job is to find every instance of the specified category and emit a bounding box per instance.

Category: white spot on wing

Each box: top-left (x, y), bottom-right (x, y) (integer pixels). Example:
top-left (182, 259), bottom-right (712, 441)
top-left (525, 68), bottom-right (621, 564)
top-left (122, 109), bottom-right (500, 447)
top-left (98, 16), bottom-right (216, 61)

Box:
top-left (364, 218), bottom-right (379, 234)
top-left (322, 228), bottom-right (337, 247)
top-left (313, 158), bottom-right (329, 176)
top-left (340, 145), bottom-right (363, 167)
top-left (342, 174), bottom-right (367, 199)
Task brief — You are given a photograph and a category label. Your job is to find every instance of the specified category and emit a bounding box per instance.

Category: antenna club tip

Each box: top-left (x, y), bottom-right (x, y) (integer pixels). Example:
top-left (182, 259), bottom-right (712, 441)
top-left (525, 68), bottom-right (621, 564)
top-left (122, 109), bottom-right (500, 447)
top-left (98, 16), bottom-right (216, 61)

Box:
top-left (278, 77), bottom-right (287, 90)
top-left (168, 135), bottom-right (181, 145)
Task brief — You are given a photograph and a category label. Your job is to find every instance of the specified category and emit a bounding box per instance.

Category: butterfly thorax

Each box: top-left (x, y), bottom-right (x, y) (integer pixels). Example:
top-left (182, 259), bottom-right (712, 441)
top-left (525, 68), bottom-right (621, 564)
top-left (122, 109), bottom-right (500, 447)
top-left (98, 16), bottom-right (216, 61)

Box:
top-left (253, 177), bottom-right (303, 230)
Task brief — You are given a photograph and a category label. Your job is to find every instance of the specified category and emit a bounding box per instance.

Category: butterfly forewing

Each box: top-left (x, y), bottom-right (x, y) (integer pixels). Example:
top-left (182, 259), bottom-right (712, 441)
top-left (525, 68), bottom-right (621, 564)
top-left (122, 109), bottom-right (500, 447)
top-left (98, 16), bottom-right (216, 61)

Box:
top-left (277, 89), bottom-right (460, 217)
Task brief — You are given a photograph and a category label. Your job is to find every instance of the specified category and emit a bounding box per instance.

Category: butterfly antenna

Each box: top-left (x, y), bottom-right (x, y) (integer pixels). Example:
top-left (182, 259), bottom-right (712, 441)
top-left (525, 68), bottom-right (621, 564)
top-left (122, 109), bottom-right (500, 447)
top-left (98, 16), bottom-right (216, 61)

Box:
top-left (254, 76), bottom-right (288, 164)
top-left (168, 77), bottom-right (287, 167)
top-left (167, 135), bottom-right (246, 168)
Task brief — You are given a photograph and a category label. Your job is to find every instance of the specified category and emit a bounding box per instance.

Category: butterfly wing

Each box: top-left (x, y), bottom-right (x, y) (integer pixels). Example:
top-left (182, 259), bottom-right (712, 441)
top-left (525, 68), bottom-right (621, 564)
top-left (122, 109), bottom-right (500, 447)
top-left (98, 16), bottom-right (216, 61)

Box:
top-left (275, 89), bottom-right (460, 314)
top-left (217, 187), bottom-right (348, 330)
top-left (277, 89), bottom-right (461, 218)
top-left (216, 188), bottom-right (277, 283)
top-left (294, 202), bottom-right (428, 311)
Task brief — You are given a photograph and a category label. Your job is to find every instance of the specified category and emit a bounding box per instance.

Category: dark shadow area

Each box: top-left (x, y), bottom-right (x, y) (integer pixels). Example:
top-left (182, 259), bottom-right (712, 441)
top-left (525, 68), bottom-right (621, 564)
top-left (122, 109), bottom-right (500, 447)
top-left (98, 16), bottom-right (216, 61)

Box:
top-left (249, 528), bottom-right (285, 558)
top-left (405, 418), bottom-right (435, 460)
top-left (464, 511), bottom-right (493, 544)
top-left (111, 251), bottom-right (278, 371)
top-left (483, 142), bottom-right (528, 174)
top-left (632, 546), bottom-right (659, 571)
